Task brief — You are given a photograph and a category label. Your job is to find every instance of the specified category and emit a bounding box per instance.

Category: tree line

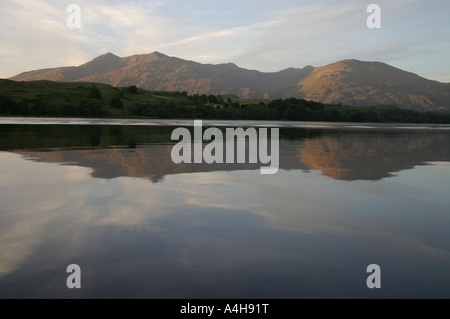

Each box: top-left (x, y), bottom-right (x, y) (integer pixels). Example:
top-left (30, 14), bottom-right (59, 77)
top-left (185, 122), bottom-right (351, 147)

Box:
top-left (129, 96), bottom-right (450, 124)
top-left (1, 84), bottom-right (450, 124)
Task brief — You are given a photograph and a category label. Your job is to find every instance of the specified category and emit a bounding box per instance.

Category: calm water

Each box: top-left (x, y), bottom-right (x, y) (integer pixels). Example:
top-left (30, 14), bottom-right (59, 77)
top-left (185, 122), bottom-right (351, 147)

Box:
top-left (0, 118), bottom-right (450, 298)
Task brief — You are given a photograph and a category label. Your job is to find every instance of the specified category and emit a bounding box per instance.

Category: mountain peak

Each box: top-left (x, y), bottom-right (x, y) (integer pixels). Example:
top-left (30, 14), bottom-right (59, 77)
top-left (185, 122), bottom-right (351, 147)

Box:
top-left (90, 52), bottom-right (121, 62)
top-left (324, 59), bottom-right (363, 68)
top-left (297, 58), bottom-right (450, 111)
top-left (103, 52), bottom-right (119, 58)
top-left (122, 51), bottom-right (170, 64)
top-left (81, 52), bottom-right (123, 69)
top-left (151, 51), bottom-right (166, 57)
top-left (8, 53), bottom-right (450, 111)
top-left (340, 59), bottom-right (362, 63)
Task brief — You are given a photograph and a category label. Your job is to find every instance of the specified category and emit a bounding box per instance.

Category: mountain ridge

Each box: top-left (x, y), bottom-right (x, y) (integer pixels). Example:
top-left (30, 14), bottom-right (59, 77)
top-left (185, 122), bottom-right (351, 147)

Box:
top-left (9, 52), bottom-right (450, 111)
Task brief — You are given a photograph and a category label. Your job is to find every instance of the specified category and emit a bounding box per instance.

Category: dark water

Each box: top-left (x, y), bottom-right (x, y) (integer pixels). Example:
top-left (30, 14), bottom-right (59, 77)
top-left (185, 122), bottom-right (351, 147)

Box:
top-left (0, 118), bottom-right (450, 298)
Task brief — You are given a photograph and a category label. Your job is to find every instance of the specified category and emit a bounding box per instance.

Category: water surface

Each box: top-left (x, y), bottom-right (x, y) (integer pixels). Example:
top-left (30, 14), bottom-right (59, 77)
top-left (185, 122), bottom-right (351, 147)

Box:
top-left (0, 118), bottom-right (449, 298)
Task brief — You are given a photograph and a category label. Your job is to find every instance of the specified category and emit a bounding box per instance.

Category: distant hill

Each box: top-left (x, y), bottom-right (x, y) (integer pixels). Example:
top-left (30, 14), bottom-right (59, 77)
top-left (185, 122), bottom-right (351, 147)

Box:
top-left (296, 59), bottom-right (450, 112)
top-left (10, 52), bottom-right (450, 111)
top-left (11, 52), bottom-right (312, 100)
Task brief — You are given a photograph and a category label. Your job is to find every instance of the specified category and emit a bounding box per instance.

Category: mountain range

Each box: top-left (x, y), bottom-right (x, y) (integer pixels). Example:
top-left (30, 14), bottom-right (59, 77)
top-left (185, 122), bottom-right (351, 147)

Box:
top-left (10, 52), bottom-right (450, 111)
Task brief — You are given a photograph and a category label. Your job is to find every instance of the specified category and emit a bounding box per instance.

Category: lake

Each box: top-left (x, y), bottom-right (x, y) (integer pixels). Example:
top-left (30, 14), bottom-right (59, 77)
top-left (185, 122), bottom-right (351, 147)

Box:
top-left (0, 117), bottom-right (449, 298)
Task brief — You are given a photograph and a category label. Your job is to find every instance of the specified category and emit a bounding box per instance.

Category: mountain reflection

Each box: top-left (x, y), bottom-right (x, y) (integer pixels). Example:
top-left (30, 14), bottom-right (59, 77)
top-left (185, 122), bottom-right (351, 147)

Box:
top-left (297, 131), bottom-right (450, 180)
top-left (1, 124), bottom-right (450, 181)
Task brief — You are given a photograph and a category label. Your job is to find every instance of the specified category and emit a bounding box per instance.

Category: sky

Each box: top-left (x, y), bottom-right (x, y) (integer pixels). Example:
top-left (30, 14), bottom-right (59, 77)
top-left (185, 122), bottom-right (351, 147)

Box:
top-left (1, 0), bottom-right (449, 81)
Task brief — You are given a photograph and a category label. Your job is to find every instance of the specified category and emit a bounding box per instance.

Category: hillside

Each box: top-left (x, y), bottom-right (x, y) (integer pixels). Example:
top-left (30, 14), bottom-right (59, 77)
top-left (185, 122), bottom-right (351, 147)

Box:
top-left (11, 52), bottom-right (450, 111)
top-left (296, 59), bottom-right (450, 112)
top-left (11, 52), bottom-right (313, 100)
top-left (1, 79), bottom-right (450, 123)
top-left (0, 79), bottom-right (189, 117)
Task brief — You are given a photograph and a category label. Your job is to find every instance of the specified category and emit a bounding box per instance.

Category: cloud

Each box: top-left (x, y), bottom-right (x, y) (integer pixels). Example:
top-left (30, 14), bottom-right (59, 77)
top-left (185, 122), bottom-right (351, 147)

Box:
top-left (0, 151), bottom-right (172, 276)
top-left (0, 1), bottom-right (91, 75)
top-left (0, 0), bottom-right (166, 76)
top-left (0, 0), bottom-right (449, 79)
top-left (2, 150), bottom-right (450, 284)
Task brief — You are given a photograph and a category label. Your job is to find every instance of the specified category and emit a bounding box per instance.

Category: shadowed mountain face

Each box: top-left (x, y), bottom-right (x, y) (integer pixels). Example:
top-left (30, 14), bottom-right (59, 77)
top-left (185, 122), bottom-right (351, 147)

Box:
top-left (10, 53), bottom-right (450, 111)
top-left (1, 124), bottom-right (450, 182)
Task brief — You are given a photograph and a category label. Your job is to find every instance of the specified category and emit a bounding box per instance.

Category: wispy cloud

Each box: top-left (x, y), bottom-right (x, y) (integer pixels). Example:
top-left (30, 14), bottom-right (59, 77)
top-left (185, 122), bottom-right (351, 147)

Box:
top-left (0, 0), bottom-right (449, 80)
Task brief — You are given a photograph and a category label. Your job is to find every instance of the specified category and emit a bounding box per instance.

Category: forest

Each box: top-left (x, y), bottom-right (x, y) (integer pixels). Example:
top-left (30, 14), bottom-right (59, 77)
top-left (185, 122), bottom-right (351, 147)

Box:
top-left (1, 80), bottom-right (449, 124)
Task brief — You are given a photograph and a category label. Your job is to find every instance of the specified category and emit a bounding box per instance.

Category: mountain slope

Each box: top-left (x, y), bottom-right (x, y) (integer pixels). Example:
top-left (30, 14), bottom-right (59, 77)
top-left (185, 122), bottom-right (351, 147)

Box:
top-left (11, 52), bottom-right (313, 99)
top-left (9, 53), bottom-right (450, 111)
top-left (12, 53), bottom-right (126, 82)
top-left (296, 59), bottom-right (450, 111)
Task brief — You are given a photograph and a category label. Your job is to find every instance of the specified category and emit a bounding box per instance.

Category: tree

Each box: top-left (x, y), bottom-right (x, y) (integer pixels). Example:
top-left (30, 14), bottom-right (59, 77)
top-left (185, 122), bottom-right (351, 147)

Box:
top-left (200, 94), bottom-right (208, 103)
top-left (0, 95), bottom-right (15, 114)
top-left (208, 95), bottom-right (218, 104)
top-left (115, 90), bottom-right (125, 98)
top-left (109, 97), bottom-right (124, 109)
top-left (32, 100), bottom-right (49, 115)
top-left (89, 85), bottom-right (102, 100)
top-left (127, 85), bottom-right (138, 93)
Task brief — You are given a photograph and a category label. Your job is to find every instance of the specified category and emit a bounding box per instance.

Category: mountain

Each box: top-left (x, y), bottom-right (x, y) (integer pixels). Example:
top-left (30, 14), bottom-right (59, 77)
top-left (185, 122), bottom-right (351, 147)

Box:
top-left (10, 52), bottom-right (450, 111)
top-left (296, 59), bottom-right (450, 112)
top-left (10, 52), bottom-right (314, 100)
